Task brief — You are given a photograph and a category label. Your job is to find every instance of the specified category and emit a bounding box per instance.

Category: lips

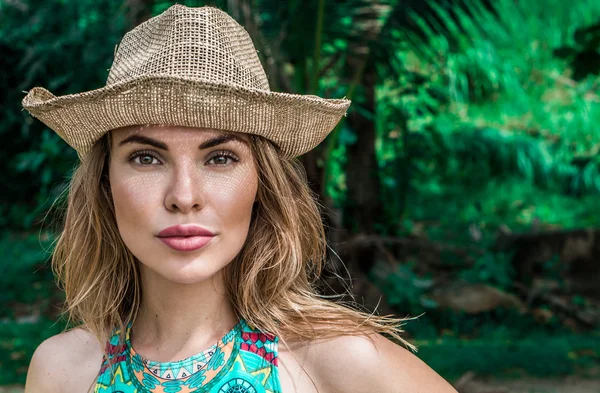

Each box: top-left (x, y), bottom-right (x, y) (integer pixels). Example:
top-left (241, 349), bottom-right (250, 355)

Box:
top-left (158, 224), bottom-right (215, 237)
top-left (157, 225), bottom-right (215, 252)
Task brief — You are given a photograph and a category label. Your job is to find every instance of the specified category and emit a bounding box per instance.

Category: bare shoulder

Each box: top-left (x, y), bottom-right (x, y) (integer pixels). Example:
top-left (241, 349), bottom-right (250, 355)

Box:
top-left (24, 326), bottom-right (104, 393)
top-left (298, 333), bottom-right (458, 393)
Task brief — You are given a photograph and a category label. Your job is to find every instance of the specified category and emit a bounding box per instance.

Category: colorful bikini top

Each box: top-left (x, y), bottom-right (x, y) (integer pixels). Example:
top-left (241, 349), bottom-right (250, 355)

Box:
top-left (94, 319), bottom-right (281, 393)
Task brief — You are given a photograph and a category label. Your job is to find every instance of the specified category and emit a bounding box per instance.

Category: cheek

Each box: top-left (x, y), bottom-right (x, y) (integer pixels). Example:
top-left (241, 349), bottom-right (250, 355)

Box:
top-left (110, 173), bottom-right (163, 231)
top-left (206, 166), bottom-right (258, 226)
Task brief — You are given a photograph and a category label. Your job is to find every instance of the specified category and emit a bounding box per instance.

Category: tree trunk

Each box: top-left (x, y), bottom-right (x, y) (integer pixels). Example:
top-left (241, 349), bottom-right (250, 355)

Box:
top-left (321, 59), bottom-right (385, 313)
top-left (344, 60), bottom-right (381, 241)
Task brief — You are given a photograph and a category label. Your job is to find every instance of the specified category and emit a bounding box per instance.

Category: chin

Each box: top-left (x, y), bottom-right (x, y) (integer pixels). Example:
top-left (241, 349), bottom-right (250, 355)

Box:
top-left (163, 270), bottom-right (221, 285)
top-left (140, 250), bottom-right (230, 284)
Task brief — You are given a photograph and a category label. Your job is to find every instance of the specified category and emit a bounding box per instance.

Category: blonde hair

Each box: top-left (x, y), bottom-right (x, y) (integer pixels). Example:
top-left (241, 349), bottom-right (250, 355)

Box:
top-left (51, 130), bottom-right (415, 357)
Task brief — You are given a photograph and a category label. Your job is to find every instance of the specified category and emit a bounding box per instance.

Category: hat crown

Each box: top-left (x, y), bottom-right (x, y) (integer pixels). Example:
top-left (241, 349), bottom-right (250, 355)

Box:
top-left (106, 5), bottom-right (270, 90)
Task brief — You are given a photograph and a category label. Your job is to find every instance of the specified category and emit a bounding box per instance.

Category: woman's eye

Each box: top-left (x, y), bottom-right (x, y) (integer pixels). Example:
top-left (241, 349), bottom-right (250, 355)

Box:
top-left (128, 152), bottom-right (161, 166)
top-left (207, 152), bottom-right (239, 166)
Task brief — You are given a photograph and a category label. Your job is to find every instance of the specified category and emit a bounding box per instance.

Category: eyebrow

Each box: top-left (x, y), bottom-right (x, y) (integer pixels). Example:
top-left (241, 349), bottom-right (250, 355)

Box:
top-left (117, 133), bottom-right (248, 150)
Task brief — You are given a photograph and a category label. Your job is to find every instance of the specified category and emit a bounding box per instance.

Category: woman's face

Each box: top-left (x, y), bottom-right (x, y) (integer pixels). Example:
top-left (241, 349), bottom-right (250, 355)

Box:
top-left (109, 125), bottom-right (258, 284)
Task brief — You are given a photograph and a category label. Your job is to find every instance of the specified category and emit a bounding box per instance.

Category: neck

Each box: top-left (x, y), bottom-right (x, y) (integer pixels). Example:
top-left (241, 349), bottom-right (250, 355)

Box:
top-left (130, 265), bottom-right (238, 361)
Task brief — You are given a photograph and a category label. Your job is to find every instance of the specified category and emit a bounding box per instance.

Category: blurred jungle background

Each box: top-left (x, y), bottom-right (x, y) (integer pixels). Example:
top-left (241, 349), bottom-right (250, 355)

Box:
top-left (1, 0), bottom-right (600, 391)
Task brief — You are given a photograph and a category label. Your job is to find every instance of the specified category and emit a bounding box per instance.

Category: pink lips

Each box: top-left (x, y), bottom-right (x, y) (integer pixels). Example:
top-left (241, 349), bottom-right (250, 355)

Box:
top-left (157, 225), bottom-right (215, 252)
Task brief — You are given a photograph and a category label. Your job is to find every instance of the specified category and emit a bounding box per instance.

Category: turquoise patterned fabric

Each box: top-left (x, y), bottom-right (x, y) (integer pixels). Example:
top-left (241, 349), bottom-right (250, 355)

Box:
top-left (94, 319), bottom-right (281, 393)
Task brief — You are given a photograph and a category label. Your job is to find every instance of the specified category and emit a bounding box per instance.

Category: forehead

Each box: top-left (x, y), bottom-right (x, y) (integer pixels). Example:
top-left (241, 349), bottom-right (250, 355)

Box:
top-left (111, 124), bottom-right (250, 143)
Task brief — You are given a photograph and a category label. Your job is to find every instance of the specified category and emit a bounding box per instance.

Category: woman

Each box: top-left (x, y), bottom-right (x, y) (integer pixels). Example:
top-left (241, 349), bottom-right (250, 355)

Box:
top-left (22, 4), bottom-right (457, 393)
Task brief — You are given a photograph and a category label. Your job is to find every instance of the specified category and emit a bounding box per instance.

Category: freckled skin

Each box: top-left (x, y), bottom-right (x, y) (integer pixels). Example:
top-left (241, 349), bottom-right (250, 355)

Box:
top-left (109, 125), bottom-right (258, 285)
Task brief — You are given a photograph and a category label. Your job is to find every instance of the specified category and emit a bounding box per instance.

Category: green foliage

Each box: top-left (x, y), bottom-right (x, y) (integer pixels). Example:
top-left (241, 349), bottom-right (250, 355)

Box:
top-left (458, 251), bottom-right (514, 289)
top-left (415, 333), bottom-right (600, 379)
top-left (370, 0), bottom-right (600, 378)
top-left (555, 21), bottom-right (600, 80)
top-left (0, 319), bottom-right (66, 384)
top-left (0, 0), bottom-right (126, 230)
top-left (0, 231), bottom-right (61, 384)
top-left (372, 0), bottom-right (600, 229)
top-left (0, 232), bottom-right (56, 319)
top-left (370, 260), bottom-right (437, 314)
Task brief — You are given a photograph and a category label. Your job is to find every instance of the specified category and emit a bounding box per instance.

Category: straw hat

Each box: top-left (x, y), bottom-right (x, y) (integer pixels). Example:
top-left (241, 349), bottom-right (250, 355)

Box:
top-left (21, 4), bottom-right (351, 159)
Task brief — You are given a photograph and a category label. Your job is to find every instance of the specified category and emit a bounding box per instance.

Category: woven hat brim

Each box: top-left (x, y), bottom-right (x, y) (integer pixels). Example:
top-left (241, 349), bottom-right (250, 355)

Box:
top-left (22, 75), bottom-right (351, 159)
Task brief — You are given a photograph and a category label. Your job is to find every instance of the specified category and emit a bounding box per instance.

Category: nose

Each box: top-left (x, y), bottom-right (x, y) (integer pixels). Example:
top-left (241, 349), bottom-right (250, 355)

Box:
top-left (164, 162), bottom-right (206, 214)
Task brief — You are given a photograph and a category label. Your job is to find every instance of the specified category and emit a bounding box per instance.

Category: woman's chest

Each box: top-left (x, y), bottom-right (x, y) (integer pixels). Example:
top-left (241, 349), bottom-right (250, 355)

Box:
top-left (77, 350), bottom-right (319, 393)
